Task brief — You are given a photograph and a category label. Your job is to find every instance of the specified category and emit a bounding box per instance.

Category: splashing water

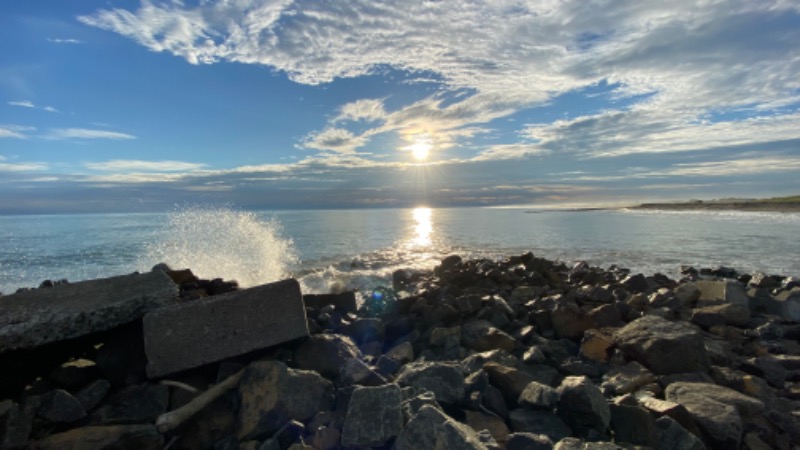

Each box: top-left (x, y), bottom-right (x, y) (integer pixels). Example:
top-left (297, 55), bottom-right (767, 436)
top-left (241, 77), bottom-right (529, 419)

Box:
top-left (141, 206), bottom-right (297, 287)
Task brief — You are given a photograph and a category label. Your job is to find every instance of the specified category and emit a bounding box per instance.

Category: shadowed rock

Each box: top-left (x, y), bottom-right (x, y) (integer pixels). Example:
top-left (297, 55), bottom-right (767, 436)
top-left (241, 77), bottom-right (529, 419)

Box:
top-left (613, 315), bottom-right (708, 375)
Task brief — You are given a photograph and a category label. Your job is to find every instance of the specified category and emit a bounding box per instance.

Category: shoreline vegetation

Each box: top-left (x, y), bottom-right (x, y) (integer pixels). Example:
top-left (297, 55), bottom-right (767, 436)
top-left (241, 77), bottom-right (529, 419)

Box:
top-left (525, 194), bottom-right (800, 213)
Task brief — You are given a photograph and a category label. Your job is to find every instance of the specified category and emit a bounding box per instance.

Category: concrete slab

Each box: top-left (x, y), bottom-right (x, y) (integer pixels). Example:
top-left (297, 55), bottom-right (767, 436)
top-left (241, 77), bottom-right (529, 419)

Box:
top-left (0, 271), bottom-right (178, 353)
top-left (143, 279), bottom-right (308, 378)
top-left (693, 280), bottom-right (749, 308)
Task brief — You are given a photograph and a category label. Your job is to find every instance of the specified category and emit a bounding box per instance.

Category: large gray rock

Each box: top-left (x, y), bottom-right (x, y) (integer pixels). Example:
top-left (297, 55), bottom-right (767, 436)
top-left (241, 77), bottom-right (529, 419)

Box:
top-left (609, 403), bottom-right (658, 447)
top-left (341, 384), bottom-right (404, 447)
top-left (34, 424), bottom-right (163, 450)
top-left (692, 280), bottom-right (749, 308)
top-left (517, 381), bottom-right (560, 409)
top-left (461, 320), bottom-right (516, 352)
top-left (92, 384), bottom-right (169, 425)
top-left (664, 382), bottom-right (764, 449)
top-left (237, 361), bottom-right (334, 440)
top-left (38, 389), bottom-right (86, 424)
top-left (556, 376), bottom-right (610, 437)
top-left (294, 333), bottom-right (362, 380)
top-left (655, 416), bottom-right (706, 450)
top-left (395, 405), bottom-right (489, 450)
top-left (0, 271), bottom-right (177, 353)
top-left (483, 362), bottom-right (538, 407)
top-left (751, 287), bottom-right (800, 321)
top-left (612, 315), bottom-right (708, 375)
top-left (143, 279), bottom-right (307, 378)
top-left (395, 361), bottom-right (465, 404)
top-left (508, 408), bottom-right (572, 442)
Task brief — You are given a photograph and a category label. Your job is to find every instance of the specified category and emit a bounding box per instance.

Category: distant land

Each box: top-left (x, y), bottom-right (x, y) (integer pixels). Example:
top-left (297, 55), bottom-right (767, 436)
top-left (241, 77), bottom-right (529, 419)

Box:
top-left (632, 195), bottom-right (800, 212)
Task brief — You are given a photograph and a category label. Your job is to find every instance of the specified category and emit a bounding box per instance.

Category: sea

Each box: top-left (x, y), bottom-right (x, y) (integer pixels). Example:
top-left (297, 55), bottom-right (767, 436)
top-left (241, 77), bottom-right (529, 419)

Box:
top-left (1, 206), bottom-right (799, 296)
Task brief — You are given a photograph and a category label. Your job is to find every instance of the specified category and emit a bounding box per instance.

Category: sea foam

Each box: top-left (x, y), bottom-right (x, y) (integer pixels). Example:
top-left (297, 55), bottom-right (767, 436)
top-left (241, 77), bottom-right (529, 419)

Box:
top-left (141, 206), bottom-right (297, 287)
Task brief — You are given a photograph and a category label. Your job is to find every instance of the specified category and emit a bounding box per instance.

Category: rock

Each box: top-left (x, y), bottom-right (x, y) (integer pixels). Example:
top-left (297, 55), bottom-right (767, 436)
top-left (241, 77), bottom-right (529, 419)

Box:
top-left (462, 320), bottom-right (516, 352)
top-left (508, 408), bottom-right (572, 442)
top-left (753, 288), bottom-right (800, 321)
top-left (483, 362), bottom-right (539, 407)
top-left (505, 432), bottom-right (554, 450)
top-left (311, 426), bottom-right (340, 450)
top-left (303, 292), bottom-right (358, 313)
top-left (609, 403), bottom-right (658, 447)
top-left (143, 279), bottom-right (308, 378)
top-left (75, 379), bottom-right (111, 412)
top-left (556, 376), bottom-right (610, 437)
top-left (692, 303), bottom-right (750, 328)
top-left (674, 283), bottom-right (701, 307)
top-left (34, 424), bottom-right (163, 450)
top-left (664, 382), bottom-right (765, 448)
top-left (49, 363), bottom-right (101, 391)
top-left (749, 272), bottom-right (779, 289)
top-left (294, 333), bottom-right (362, 380)
top-left (385, 341), bottom-right (414, 365)
top-left (341, 384), bottom-right (404, 447)
top-left (395, 404), bottom-right (489, 450)
top-left (553, 438), bottom-right (623, 449)
top-left (38, 389), bottom-right (87, 423)
top-left (95, 321), bottom-right (148, 386)
top-left (237, 361), bottom-right (334, 440)
top-left (522, 346), bottom-right (547, 364)
top-left (622, 274), bottom-right (649, 293)
top-left (401, 390), bottom-right (440, 421)
top-left (654, 416), bottom-right (706, 450)
top-left (464, 410), bottom-right (510, 445)
top-left (579, 329), bottom-right (615, 363)
top-left (92, 384), bottom-right (169, 424)
top-left (339, 358), bottom-right (386, 386)
top-left (462, 350), bottom-right (519, 374)
top-left (1, 399), bottom-right (33, 449)
top-left (395, 361), bottom-right (465, 404)
top-left (612, 315), bottom-right (708, 375)
top-left (340, 318), bottom-right (385, 345)
top-left (692, 280), bottom-right (749, 309)
top-left (637, 396), bottom-right (700, 436)
top-left (517, 381), bottom-right (560, 409)
top-left (431, 326), bottom-right (462, 347)
top-left (600, 361), bottom-right (657, 396)
top-left (0, 271), bottom-right (177, 353)
top-left (551, 302), bottom-right (593, 341)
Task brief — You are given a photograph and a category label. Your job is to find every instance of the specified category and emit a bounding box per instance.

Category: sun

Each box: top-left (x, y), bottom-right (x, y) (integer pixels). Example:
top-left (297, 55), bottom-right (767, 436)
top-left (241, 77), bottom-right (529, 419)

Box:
top-left (409, 142), bottom-right (431, 161)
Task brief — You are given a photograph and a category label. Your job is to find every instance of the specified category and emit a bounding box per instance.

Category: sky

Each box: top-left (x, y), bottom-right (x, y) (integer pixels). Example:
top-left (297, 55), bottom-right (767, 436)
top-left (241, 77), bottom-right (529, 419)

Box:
top-left (1, 0), bottom-right (799, 213)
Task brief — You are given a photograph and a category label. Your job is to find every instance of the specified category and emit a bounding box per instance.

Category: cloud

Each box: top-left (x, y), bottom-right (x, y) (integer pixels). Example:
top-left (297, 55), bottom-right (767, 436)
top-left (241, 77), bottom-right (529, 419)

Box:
top-left (335, 99), bottom-right (387, 123)
top-left (47, 38), bottom-right (84, 44)
top-left (43, 106), bottom-right (59, 113)
top-left (8, 100), bottom-right (34, 108)
top-left (47, 128), bottom-right (136, 140)
top-left (301, 127), bottom-right (368, 153)
top-left (85, 160), bottom-right (206, 172)
top-left (0, 125), bottom-right (35, 139)
top-left (662, 156), bottom-right (800, 177)
top-left (0, 161), bottom-right (48, 172)
top-left (473, 144), bottom-right (550, 161)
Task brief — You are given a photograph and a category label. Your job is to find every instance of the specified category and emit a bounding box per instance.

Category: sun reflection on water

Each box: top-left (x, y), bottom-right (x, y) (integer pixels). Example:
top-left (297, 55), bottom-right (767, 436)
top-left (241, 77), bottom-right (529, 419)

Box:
top-left (410, 207), bottom-right (433, 248)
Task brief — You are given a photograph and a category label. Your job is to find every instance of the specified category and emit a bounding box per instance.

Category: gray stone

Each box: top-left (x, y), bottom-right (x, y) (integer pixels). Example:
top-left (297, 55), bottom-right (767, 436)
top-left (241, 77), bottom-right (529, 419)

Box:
top-left (237, 361), bottom-right (334, 440)
top-left (556, 376), bottom-right (610, 437)
top-left (341, 384), bottom-right (403, 447)
top-left (339, 358), bottom-right (386, 386)
top-left (462, 320), bottom-right (516, 352)
top-left (144, 279), bottom-right (307, 378)
top-left (303, 292), bottom-right (357, 313)
top-left (609, 403), bottom-right (658, 447)
top-left (461, 349), bottom-right (519, 374)
top-left (553, 438), bottom-right (623, 449)
top-left (385, 341), bottom-right (414, 365)
top-left (431, 326), bottom-right (462, 347)
top-left (754, 288), bottom-right (800, 321)
top-left (401, 390), bottom-right (440, 421)
top-left (38, 389), bottom-right (86, 423)
top-left (310, 426), bottom-right (340, 450)
top-left (340, 318), bottom-right (385, 345)
top-left (655, 416), bottom-right (706, 450)
top-left (692, 303), bottom-right (750, 328)
top-left (92, 384), bottom-right (169, 424)
top-left (464, 410), bottom-right (510, 445)
top-left (395, 361), bottom-right (465, 404)
top-left (34, 424), bottom-right (163, 450)
top-left (551, 302), bottom-right (593, 341)
top-left (395, 405), bottom-right (489, 450)
top-left (508, 409), bottom-right (572, 442)
top-left (612, 315), bottom-right (708, 375)
top-left (505, 432), bottom-right (554, 450)
top-left (0, 271), bottom-right (177, 353)
top-left (693, 280), bottom-right (749, 308)
top-left (518, 381), bottom-right (560, 409)
top-left (664, 382), bottom-right (764, 418)
top-left (600, 361), bottom-right (656, 396)
top-left (76, 379), bottom-right (111, 412)
top-left (483, 362), bottom-right (538, 407)
top-left (294, 333), bottom-right (362, 380)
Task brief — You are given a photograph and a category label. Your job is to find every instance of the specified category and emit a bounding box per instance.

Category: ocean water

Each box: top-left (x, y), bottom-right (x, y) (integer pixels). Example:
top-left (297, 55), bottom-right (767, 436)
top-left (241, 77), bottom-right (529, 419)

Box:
top-left (1, 206), bottom-right (798, 295)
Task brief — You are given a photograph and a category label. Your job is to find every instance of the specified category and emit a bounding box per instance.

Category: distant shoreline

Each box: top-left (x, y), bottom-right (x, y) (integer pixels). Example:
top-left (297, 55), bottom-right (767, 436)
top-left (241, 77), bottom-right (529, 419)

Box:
top-left (630, 201), bottom-right (800, 213)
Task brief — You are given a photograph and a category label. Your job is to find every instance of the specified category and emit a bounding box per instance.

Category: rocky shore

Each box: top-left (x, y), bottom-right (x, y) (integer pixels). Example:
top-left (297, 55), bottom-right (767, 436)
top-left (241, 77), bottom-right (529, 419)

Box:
top-left (1, 253), bottom-right (800, 450)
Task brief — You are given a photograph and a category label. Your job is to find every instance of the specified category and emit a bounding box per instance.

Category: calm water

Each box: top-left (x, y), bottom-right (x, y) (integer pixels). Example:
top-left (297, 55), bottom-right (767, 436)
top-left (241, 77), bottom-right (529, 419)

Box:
top-left (1, 207), bottom-right (798, 295)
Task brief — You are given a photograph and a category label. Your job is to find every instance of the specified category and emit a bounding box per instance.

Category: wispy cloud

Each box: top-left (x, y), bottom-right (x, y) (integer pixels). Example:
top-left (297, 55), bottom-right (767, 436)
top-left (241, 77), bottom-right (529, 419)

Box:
top-left (301, 127), bottom-right (368, 154)
top-left (0, 125), bottom-right (35, 139)
top-left (85, 160), bottom-right (206, 172)
top-left (8, 100), bottom-right (34, 108)
top-left (47, 38), bottom-right (84, 44)
top-left (0, 161), bottom-right (48, 172)
top-left (335, 99), bottom-right (387, 123)
top-left (47, 128), bottom-right (136, 140)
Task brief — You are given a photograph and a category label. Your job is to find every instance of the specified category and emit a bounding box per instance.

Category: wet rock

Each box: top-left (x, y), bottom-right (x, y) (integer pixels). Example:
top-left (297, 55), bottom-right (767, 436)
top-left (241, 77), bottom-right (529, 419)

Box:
top-left (654, 416), bottom-right (706, 450)
top-left (92, 383), bottom-right (168, 424)
top-left (613, 315), bottom-right (708, 375)
top-left (609, 403), bottom-right (658, 447)
top-left (395, 361), bottom-right (465, 404)
top-left (294, 333), bottom-right (362, 380)
top-left (38, 389), bottom-right (86, 424)
top-left (462, 320), bottom-right (516, 352)
top-left (556, 376), bottom-right (610, 438)
top-left (75, 379), bottom-right (111, 412)
top-left (395, 404), bottom-right (488, 450)
top-left (508, 409), bottom-right (572, 442)
top-left (34, 424), bottom-right (162, 450)
top-left (517, 381), bottom-right (560, 409)
top-left (237, 360), bottom-right (334, 440)
top-left (341, 384), bottom-right (403, 447)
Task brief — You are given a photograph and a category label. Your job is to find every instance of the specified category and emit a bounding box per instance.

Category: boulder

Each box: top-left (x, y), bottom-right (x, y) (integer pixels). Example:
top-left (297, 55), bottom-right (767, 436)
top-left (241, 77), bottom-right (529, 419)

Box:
top-left (340, 318), bottom-right (385, 345)
top-left (34, 424), bottom-right (163, 450)
top-left (395, 361), bottom-right (465, 404)
top-left (517, 381), bottom-right (560, 409)
top-left (464, 410), bottom-right (510, 445)
top-left (341, 384), bottom-right (404, 447)
top-left (461, 320), bottom-right (516, 352)
top-left (600, 361), bottom-right (657, 396)
top-left (692, 280), bottom-right (749, 308)
top-left (556, 376), bottom-right (610, 437)
top-left (143, 279), bottom-right (307, 378)
top-left (92, 384), bottom-right (169, 425)
top-left (654, 416), bottom-right (706, 450)
top-left (294, 333), bottom-right (362, 380)
top-left (76, 379), bottom-right (111, 412)
top-left (609, 403), bottom-right (658, 447)
top-left (303, 292), bottom-right (357, 313)
top-left (551, 302), bottom-right (593, 341)
top-left (508, 408), bottom-right (572, 442)
top-left (580, 329), bottom-right (615, 363)
top-left (0, 271), bottom-right (177, 353)
top-left (395, 404), bottom-right (489, 450)
top-left (691, 303), bottom-right (750, 328)
top-left (483, 362), bottom-right (538, 407)
top-left (612, 316), bottom-right (708, 375)
top-left (664, 382), bottom-right (764, 418)
top-left (751, 288), bottom-right (800, 321)
top-left (38, 389), bottom-right (86, 424)
top-left (237, 361), bottom-right (334, 440)
top-left (505, 432), bottom-right (554, 450)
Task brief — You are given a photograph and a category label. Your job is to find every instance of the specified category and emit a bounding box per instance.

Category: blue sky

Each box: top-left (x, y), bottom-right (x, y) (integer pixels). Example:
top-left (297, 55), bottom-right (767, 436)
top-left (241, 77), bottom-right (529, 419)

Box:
top-left (1, 0), bottom-right (799, 213)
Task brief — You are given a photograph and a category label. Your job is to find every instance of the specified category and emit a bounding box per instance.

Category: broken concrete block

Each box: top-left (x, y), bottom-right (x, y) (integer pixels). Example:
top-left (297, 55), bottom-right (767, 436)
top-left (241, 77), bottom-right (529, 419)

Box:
top-left (143, 279), bottom-right (308, 378)
top-left (0, 271), bottom-right (178, 353)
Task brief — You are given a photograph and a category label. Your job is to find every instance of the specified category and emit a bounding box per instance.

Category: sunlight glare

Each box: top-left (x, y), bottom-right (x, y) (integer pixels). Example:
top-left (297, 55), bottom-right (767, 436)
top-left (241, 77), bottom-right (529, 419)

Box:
top-left (410, 142), bottom-right (431, 161)
top-left (411, 207), bottom-right (432, 247)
